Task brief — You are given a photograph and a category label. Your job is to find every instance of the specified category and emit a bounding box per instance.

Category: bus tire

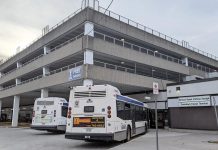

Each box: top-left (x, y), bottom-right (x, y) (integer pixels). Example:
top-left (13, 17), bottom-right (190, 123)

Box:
top-left (125, 126), bottom-right (131, 142)
top-left (145, 124), bottom-right (148, 134)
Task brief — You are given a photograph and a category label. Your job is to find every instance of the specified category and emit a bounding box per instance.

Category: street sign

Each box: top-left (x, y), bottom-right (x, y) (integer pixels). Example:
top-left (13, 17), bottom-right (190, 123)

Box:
top-left (69, 66), bottom-right (82, 81)
top-left (153, 82), bottom-right (159, 95)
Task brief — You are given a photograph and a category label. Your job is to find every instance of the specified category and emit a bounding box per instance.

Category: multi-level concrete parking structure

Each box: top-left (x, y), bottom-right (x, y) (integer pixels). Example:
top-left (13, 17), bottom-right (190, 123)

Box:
top-left (0, 1), bottom-right (218, 127)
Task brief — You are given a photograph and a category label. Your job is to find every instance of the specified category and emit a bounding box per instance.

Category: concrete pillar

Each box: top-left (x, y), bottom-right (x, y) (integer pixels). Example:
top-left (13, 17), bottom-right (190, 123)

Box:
top-left (44, 46), bottom-right (50, 55)
top-left (17, 62), bottom-right (22, 68)
top-left (0, 100), bottom-right (2, 119)
top-left (84, 22), bottom-right (94, 37)
top-left (12, 96), bottom-right (20, 127)
top-left (83, 79), bottom-right (93, 86)
top-left (41, 88), bottom-right (48, 98)
top-left (182, 57), bottom-right (189, 67)
top-left (16, 78), bottom-right (21, 85)
top-left (43, 66), bottom-right (50, 76)
top-left (84, 50), bottom-right (93, 65)
top-left (0, 72), bottom-right (2, 78)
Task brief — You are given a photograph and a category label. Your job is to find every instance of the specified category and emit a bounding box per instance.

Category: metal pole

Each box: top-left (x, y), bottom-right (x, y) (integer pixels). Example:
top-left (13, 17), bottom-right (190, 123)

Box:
top-left (212, 97), bottom-right (218, 128)
top-left (155, 98), bottom-right (159, 150)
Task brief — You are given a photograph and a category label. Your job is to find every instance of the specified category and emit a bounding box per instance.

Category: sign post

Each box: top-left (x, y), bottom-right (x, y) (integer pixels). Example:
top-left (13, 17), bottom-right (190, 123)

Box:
top-left (153, 82), bottom-right (159, 150)
top-left (212, 97), bottom-right (218, 129)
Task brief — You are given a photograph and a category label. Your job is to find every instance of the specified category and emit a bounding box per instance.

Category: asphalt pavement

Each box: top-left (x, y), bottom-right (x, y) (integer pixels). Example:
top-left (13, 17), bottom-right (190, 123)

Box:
top-left (0, 127), bottom-right (217, 150)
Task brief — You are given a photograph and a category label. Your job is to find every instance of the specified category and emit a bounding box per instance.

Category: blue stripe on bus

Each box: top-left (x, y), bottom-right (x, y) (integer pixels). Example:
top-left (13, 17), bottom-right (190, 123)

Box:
top-left (116, 95), bottom-right (144, 107)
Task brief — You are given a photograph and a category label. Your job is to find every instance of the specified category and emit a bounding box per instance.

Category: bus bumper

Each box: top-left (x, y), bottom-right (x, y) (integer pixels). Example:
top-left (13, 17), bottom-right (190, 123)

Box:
top-left (31, 125), bottom-right (58, 130)
top-left (65, 132), bottom-right (114, 141)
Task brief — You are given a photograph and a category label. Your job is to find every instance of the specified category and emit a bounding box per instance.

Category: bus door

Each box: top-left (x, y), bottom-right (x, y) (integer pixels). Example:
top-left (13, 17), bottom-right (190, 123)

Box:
top-left (130, 105), bottom-right (136, 134)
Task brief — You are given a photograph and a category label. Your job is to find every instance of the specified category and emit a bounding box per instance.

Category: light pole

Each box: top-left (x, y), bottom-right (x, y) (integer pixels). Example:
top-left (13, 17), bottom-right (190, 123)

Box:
top-left (212, 97), bottom-right (218, 129)
top-left (153, 82), bottom-right (159, 150)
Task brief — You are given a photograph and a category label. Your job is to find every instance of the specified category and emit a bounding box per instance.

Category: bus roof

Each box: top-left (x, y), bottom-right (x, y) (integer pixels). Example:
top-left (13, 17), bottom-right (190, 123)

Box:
top-left (35, 97), bottom-right (68, 103)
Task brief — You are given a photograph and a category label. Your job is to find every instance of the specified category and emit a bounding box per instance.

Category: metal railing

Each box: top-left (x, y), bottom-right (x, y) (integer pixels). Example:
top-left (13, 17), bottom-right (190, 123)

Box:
top-left (94, 60), bottom-right (182, 82)
top-left (189, 61), bottom-right (216, 73)
top-left (0, 33), bottom-right (84, 78)
top-left (94, 31), bottom-right (215, 73)
top-left (46, 60), bottom-right (84, 76)
top-left (97, 6), bottom-right (218, 61)
top-left (95, 31), bottom-right (183, 64)
top-left (0, 61), bottom-right (84, 91)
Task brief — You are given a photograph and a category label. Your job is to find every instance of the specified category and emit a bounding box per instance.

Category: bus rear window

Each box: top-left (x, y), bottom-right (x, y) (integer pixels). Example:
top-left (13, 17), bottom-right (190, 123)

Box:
top-left (41, 110), bottom-right (47, 114)
top-left (74, 91), bottom-right (106, 98)
top-left (61, 106), bottom-right (68, 117)
top-left (37, 101), bottom-right (54, 105)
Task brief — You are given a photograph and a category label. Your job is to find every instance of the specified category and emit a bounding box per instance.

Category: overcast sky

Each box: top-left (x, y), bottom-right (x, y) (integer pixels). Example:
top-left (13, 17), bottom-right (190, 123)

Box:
top-left (0, 0), bottom-right (218, 58)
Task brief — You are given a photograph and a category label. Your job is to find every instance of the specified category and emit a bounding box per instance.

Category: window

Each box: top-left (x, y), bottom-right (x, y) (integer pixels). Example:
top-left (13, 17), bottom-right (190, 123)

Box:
top-left (116, 101), bottom-right (125, 120)
top-left (61, 106), bottom-right (68, 117)
top-left (176, 87), bottom-right (180, 92)
top-left (117, 101), bottom-right (147, 121)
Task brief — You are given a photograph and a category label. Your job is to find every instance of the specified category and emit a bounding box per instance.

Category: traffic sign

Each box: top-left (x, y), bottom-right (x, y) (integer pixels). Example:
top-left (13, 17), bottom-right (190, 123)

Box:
top-left (153, 82), bottom-right (159, 95)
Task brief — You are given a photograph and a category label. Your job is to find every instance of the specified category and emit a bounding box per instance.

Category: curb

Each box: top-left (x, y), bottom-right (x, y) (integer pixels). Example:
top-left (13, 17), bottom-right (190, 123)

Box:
top-left (169, 128), bottom-right (218, 135)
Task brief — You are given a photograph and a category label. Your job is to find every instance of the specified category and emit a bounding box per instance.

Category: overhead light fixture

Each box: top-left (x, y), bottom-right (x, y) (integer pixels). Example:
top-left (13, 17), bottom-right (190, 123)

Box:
top-left (144, 96), bottom-right (151, 100)
top-left (121, 38), bottom-right (125, 41)
top-left (121, 61), bottom-right (125, 64)
top-left (154, 50), bottom-right (158, 53)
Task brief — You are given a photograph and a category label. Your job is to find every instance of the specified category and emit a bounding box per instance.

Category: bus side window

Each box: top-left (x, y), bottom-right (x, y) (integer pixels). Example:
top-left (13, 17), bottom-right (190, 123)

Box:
top-left (124, 103), bottom-right (131, 120)
top-left (116, 101), bottom-right (125, 120)
top-left (61, 106), bottom-right (68, 117)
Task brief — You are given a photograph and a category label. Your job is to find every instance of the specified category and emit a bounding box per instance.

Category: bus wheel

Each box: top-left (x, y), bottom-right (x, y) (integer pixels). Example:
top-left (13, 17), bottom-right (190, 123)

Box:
top-left (125, 126), bottom-right (131, 142)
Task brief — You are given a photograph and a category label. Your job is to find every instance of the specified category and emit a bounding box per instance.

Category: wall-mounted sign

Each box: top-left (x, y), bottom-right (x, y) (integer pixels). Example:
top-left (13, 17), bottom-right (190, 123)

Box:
top-left (69, 66), bottom-right (82, 81)
top-left (178, 96), bottom-right (211, 107)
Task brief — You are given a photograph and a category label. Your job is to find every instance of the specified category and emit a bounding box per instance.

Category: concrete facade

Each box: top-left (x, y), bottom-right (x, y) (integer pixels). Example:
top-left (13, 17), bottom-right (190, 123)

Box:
top-left (0, 4), bottom-right (218, 126)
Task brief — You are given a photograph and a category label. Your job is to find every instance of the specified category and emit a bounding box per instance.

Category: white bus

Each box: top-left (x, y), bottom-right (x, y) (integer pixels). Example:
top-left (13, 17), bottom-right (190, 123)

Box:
top-left (31, 97), bottom-right (68, 132)
top-left (65, 85), bottom-right (149, 142)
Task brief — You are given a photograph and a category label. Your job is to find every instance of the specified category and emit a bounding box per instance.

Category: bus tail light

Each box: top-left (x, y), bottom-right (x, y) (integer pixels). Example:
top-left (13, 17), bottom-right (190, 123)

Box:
top-left (107, 106), bottom-right (111, 118)
top-left (67, 107), bottom-right (72, 119)
top-left (54, 110), bottom-right (56, 117)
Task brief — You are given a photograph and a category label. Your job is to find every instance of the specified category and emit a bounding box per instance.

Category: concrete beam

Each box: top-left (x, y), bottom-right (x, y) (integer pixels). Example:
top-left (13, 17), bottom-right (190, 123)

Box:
top-left (87, 65), bottom-right (172, 90)
top-left (0, 38), bottom-right (83, 85)
top-left (92, 38), bottom-right (189, 75)
top-left (12, 96), bottom-right (20, 127)
top-left (0, 66), bottom-right (85, 99)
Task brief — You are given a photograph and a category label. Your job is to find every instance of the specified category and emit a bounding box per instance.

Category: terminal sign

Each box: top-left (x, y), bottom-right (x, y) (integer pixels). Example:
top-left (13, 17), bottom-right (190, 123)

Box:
top-left (178, 96), bottom-right (211, 107)
top-left (69, 66), bottom-right (82, 81)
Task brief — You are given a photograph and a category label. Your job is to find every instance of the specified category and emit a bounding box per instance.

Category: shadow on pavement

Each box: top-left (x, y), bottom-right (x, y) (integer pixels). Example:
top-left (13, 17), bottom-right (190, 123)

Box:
top-left (72, 141), bottom-right (122, 149)
top-left (32, 131), bottom-right (65, 136)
